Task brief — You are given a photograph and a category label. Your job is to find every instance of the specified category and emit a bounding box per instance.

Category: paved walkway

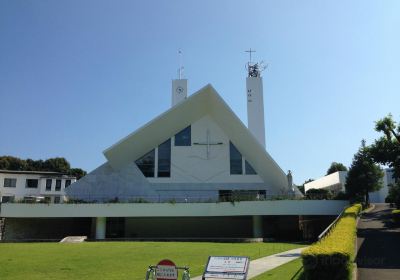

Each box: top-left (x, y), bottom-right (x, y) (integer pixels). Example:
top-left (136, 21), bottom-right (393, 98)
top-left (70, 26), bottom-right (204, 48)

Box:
top-left (192, 247), bottom-right (305, 280)
top-left (357, 203), bottom-right (400, 279)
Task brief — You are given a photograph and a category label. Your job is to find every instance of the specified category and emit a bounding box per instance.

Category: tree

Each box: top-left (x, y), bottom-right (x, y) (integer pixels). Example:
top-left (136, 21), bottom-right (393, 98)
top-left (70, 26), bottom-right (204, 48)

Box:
top-left (326, 162), bottom-right (348, 175)
top-left (369, 114), bottom-right (400, 207)
top-left (346, 140), bottom-right (384, 206)
top-left (0, 156), bottom-right (86, 179)
top-left (305, 188), bottom-right (332, 200)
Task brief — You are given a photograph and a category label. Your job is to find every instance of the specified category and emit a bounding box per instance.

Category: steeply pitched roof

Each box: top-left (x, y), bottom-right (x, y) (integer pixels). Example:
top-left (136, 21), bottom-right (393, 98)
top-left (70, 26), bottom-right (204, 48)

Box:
top-left (104, 84), bottom-right (289, 192)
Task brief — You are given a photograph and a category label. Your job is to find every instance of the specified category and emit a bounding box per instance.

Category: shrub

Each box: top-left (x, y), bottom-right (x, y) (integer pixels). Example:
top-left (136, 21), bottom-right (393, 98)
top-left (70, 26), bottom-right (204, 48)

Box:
top-left (392, 209), bottom-right (400, 223)
top-left (302, 204), bottom-right (362, 280)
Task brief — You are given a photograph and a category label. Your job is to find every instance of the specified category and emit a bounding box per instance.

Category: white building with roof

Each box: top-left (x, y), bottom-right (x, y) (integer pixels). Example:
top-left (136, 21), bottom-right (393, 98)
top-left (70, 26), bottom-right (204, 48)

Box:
top-left (304, 169), bottom-right (396, 203)
top-left (0, 170), bottom-right (76, 203)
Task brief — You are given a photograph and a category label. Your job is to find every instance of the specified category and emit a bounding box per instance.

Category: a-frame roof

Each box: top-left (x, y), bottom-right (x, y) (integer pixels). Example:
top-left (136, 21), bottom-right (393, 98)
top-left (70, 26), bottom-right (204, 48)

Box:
top-left (103, 84), bottom-right (289, 192)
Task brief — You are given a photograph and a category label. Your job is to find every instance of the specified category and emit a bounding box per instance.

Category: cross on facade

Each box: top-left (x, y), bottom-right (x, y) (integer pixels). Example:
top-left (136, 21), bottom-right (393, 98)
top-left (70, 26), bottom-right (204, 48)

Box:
top-left (193, 129), bottom-right (223, 159)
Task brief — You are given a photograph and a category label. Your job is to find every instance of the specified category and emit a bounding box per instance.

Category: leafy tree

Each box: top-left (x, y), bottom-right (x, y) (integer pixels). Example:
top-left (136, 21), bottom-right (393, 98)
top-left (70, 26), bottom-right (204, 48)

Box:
top-left (0, 156), bottom-right (86, 179)
top-left (326, 162), bottom-right (348, 175)
top-left (369, 114), bottom-right (400, 207)
top-left (346, 140), bottom-right (384, 206)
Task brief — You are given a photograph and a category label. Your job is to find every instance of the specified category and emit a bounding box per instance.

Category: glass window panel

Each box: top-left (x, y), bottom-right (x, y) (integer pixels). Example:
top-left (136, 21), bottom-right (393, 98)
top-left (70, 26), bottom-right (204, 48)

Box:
top-left (26, 179), bottom-right (38, 188)
top-left (245, 160), bottom-right (257, 175)
top-left (230, 141), bottom-right (243, 175)
top-left (4, 178), bottom-right (16, 188)
top-left (65, 180), bottom-right (71, 188)
top-left (175, 126), bottom-right (191, 146)
top-left (158, 139), bottom-right (171, 177)
top-left (45, 179), bottom-right (52, 191)
top-left (135, 149), bottom-right (155, 177)
top-left (1, 196), bottom-right (14, 203)
top-left (55, 179), bottom-right (61, 191)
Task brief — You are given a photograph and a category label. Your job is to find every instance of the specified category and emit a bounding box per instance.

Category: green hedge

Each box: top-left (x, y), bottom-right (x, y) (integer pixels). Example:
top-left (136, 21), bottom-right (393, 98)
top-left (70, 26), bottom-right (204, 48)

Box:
top-left (301, 204), bottom-right (362, 280)
top-left (393, 209), bottom-right (400, 223)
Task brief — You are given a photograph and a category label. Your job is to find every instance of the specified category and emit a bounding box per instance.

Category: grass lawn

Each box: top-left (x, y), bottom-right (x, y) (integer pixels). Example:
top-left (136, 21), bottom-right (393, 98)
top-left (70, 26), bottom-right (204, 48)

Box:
top-left (251, 258), bottom-right (304, 280)
top-left (0, 241), bottom-right (305, 280)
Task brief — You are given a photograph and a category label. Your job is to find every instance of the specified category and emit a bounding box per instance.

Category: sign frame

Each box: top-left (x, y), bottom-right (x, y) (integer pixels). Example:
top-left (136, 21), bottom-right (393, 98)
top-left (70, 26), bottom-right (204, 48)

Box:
top-left (202, 256), bottom-right (250, 280)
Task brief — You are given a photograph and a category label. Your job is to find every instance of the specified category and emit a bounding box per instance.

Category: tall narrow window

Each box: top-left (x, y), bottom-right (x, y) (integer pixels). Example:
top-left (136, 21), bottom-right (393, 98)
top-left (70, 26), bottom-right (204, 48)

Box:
top-left (158, 139), bottom-right (171, 177)
top-left (135, 149), bottom-right (155, 177)
top-left (65, 180), bottom-right (71, 188)
top-left (55, 180), bottom-right (61, 191)
top-left (245, 160), bottom-right (257, 175)
top-left (175, 126), bottom-right (191, 146)
top-left (45, 179), bottom-right (52, 191)
top-left (230, 142), bottom-right (243, 175)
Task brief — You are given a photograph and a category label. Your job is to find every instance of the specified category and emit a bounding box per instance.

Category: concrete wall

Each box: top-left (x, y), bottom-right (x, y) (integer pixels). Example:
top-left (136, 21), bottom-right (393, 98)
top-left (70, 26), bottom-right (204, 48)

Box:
top-left (0, 200), bottom-right (349, 218)
top-left (304, 171), bottom-right (347, 193)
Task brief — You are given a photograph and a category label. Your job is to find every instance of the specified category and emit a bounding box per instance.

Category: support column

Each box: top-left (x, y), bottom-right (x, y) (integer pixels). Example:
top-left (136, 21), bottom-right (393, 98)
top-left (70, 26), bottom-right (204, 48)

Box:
top-left (252, 215), bottom-right (263, 238)
top-left (95, 217), bottom-right (106, 240)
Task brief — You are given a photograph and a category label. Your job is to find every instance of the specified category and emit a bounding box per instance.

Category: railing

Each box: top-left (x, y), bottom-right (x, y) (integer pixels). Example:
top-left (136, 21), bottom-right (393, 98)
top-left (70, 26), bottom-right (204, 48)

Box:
top-left (1, 191), bottom-right (300, 204)
top-left (317, 206), bottom-right (346, 240)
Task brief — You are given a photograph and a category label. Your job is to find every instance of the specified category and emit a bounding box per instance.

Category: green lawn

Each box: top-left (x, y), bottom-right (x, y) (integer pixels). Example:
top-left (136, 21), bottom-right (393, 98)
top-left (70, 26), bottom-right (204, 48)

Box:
top-left (252, 258), bottom-right (304, 280)
top-left (0, 241), bottom-right (304, 280)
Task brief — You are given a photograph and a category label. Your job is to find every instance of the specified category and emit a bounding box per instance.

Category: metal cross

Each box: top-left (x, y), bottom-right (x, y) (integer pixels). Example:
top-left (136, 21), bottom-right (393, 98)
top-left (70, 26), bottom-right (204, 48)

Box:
top-left (245, 48), bottom-right (256, 63)
top-left (193, 129), bottom-right (223, 159)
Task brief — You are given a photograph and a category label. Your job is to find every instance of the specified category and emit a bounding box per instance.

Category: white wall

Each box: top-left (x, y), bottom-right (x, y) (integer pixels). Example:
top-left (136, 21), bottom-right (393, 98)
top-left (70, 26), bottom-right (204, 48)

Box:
top-left (0, 172), bottom-right (76, 203)
top-left (304, 171), bottom-right (347, 193)
top-left (0, 200), bottom-right (349, 218)
top-left (149, 115), bottom-right (263, 184)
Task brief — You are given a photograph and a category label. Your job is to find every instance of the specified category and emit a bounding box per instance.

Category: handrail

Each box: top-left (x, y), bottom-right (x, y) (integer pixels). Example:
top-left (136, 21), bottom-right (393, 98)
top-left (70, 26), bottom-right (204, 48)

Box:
top-left (317, 206), bottom-right (346, 240)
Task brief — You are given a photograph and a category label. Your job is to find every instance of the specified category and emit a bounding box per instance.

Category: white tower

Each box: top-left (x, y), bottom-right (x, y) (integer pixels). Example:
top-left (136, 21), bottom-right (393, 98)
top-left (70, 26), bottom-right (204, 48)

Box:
top-left (246, 49), bottom-right (266, 148)
top-left (171, 50), bottom-right (188, 107)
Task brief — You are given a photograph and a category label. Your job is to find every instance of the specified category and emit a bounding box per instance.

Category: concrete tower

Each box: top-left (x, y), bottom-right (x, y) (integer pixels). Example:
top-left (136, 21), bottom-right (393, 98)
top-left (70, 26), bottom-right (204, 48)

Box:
top-left (171, 50), bottom-right (188, 107)
top-left (245, 49), bottom-right (266, 148)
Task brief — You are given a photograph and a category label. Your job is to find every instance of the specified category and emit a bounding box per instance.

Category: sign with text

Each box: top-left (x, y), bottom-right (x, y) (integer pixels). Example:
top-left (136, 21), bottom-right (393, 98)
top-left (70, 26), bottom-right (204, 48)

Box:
top-left (156, 259), bottom-right (178, 280)
top-left (203, 256), bottom-right (249, 280)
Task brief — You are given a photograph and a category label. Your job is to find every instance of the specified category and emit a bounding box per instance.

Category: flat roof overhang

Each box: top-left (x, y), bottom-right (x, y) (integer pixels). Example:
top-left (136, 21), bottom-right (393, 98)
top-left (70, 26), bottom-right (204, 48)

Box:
top-left (0, 200), bottom-right (348, 218)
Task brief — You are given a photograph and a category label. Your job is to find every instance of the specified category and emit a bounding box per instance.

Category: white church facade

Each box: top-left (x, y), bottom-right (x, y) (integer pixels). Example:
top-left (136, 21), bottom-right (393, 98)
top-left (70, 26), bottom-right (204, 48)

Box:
top-left (66, 62), bottom-right (295, 204)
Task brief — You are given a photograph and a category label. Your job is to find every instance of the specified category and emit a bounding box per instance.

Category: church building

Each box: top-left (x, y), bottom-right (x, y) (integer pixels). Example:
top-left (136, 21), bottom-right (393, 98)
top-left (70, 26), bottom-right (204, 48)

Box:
top-left (67, 60), bottom-right (295, 204)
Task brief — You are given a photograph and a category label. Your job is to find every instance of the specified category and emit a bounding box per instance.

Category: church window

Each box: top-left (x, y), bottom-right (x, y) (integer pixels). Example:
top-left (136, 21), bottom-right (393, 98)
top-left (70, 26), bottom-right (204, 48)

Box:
top-left (175, 126), bottom-right (191, 146)
top-left (229, 142), bottom-right (243, 175)
top-left (158, 139), bottom-right (171, 177)
top-left (135, 149), bottom-right (155, 177)
top-left (245, 160), bottom-right (257, 175)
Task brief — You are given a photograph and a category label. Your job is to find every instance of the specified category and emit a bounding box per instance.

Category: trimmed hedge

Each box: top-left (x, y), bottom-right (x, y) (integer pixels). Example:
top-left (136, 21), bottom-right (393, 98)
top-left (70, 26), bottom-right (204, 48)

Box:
top-left (302, 204), bottom-right (362, 280)
top-left (393, 209), bottom-right (400, 223)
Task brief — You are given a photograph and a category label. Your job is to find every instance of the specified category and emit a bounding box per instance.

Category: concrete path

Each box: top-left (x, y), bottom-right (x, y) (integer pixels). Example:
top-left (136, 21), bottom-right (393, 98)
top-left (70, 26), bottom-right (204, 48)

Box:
top-left (357, 203), bottom-right (400, 280)
top-left (192, 247), bottom-right (305, 280)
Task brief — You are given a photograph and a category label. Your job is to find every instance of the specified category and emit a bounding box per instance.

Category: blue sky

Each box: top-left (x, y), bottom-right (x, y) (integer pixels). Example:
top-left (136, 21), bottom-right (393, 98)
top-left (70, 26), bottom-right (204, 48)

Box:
top-left (0, 0), bottom-right (399, 184)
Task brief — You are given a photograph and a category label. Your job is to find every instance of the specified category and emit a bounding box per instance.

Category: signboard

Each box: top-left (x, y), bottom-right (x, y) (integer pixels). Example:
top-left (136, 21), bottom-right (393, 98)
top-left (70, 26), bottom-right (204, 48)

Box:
top-left (156, 259), bottom-right (178, 280)
top-left (203, 256), bottom-right (249, 280)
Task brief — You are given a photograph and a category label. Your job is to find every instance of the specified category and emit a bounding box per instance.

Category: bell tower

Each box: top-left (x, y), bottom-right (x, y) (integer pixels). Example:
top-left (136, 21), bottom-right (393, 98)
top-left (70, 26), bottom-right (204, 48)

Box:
top-left (245, 49), bottom-right (266, 148)
top-left (171, 50), bottom-right (188, 107)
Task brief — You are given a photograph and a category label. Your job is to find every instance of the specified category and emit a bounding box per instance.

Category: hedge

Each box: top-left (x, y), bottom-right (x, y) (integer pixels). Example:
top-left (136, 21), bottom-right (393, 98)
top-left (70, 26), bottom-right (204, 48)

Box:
top-left (301, 204), bottom-right (362, 280)
top-left (393, 209), bottom-right (400, 223)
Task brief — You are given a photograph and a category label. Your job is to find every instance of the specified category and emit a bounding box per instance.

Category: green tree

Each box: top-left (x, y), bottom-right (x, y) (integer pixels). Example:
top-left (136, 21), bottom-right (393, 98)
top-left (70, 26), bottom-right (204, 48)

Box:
top-left (69, 168), bottom-right (87, 179)
top-left (369, 114), bottom-right (400, 207)
top-left (326, 162), bottom-right (348, 175)
top-left (346, 140), bottom-right (384, 206)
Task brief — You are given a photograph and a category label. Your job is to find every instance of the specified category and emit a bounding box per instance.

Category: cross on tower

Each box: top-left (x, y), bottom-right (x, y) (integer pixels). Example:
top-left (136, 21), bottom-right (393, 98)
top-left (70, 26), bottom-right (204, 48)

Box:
top-left (193, 129), bottom-right (223, 159)
top-left (245, 48), bottom-right (256, 63)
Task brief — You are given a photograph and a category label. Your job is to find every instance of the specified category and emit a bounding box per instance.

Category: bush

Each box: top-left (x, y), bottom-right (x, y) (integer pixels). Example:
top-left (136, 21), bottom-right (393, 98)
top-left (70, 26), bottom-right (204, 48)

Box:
top-left (392, 210), bottom-right (400, 223)
top-left (302, 204), bottom-right (362, 280)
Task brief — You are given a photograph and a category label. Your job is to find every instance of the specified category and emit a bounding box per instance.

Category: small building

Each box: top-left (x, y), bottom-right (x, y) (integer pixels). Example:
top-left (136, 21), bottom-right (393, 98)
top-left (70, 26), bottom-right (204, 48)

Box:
top-left (304, 169), bottom-right (395, 203)
top-left (0, 170), bottom-right (76, 204)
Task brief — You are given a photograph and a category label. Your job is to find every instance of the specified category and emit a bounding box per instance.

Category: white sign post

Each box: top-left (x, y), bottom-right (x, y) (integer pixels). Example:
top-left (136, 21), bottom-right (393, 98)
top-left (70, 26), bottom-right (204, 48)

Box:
top-left (202, 256), bottom-right (249, 280)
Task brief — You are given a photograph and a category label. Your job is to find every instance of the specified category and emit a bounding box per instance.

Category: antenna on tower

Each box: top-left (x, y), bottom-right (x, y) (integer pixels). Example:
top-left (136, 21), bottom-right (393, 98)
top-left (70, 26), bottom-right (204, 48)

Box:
top-left (245, 48), bottom-right (268, 77)
top-left (178, 49), bottom-right (184, 79)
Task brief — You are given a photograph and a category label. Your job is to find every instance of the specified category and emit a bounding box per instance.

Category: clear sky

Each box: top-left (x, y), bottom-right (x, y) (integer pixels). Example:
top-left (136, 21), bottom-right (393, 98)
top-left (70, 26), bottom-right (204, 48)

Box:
top-left (0, 0), bottom-right (399, 184)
